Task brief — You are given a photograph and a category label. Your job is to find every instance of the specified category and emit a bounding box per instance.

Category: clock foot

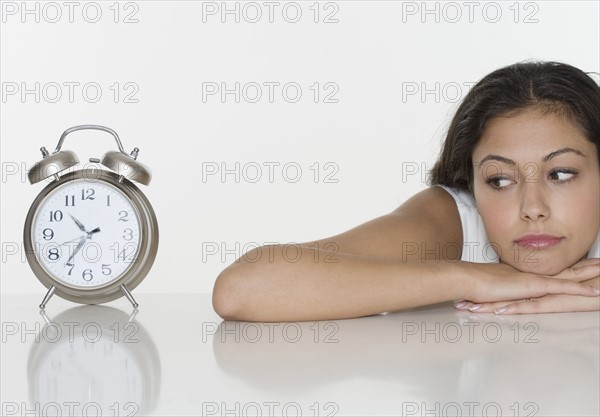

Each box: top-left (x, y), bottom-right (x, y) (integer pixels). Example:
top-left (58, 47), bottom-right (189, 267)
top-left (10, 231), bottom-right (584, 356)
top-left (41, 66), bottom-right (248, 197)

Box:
top-left (39, 286), bottom-right (56, 309)
top-left (120, 284), bottom-right (139, 309)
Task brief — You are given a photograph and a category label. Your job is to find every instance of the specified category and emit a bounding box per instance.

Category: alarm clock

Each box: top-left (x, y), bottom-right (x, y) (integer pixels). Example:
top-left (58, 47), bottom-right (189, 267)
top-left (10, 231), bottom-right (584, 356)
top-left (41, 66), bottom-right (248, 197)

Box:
top-left (23, 125), bottom-right (159, 309)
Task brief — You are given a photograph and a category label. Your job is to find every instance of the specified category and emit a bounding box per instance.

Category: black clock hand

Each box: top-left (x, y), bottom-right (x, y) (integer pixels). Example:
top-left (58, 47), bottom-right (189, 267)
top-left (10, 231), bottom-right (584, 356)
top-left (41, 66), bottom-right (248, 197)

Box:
top-left (69, 214), bottom-right (87, 232)
top-left (86, 227), bottom-right (101, 238)
top-left (61, 226), bottom-right (100, 265)
top-left (60, 227), bottom-right (100, 249)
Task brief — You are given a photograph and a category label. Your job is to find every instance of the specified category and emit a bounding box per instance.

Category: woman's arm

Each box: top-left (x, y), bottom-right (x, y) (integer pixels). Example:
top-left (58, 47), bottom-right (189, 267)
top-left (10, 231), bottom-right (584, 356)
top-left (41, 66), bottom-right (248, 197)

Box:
top-left (212, 187), bottom-right (462, 321)
top-left (212, 188), bottom-right (599, 322)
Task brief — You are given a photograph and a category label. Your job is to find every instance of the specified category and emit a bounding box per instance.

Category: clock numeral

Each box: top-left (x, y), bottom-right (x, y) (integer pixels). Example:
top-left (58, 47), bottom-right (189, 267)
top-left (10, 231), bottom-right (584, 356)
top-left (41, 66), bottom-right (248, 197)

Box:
top-left (67, 262), bottom-right (75, 275)
top-left (42, 228), bottom-right (54, 240)
top-left (118, 210), bottom-right (129, 222)
top-left (123, 228), bottom-right (133, 241)
top-left (102, 264), bottom-right (112, 275)
top-left (118, 248), bottom-right (131, 263)
top-left (82, 269), bottom-right (93, 281)
top-left (65, 195), bottom-right (75, 206)
top-left (47, 247), bottom-right (60, 261)
top-left (111, 242), bottom-right (137, 263)
top-left (49, 210), bottom-right (63, 222)
top-left (106, 195), bottom-right (111, 206)
top-left (82, 188), bottom-right (96, 200)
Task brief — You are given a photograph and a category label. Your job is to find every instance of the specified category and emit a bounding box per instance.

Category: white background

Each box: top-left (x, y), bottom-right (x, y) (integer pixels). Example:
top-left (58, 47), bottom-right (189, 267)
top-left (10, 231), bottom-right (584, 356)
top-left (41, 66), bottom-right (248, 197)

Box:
top-left (1, 0), bottom-right (599, 295)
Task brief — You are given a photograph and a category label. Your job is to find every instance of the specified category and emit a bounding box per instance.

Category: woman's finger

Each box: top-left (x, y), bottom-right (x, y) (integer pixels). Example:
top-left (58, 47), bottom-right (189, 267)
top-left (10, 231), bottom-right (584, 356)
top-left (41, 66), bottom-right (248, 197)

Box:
top-left (494, 294), bottom-right (600, 315)
top-left (541, 277), bottom-right (600, 296)
top-left (550, 259), bottom-right (600, 282)
top-left (457, 299), bottom-right (527, 313)
top-left (452, 300), bottom-right (511, 311)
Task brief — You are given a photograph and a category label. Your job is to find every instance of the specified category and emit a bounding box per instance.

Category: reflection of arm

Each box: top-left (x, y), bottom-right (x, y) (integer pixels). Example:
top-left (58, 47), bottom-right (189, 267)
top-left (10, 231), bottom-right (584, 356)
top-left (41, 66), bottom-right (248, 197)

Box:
top-left (212, 187), bottom-right (467, 322)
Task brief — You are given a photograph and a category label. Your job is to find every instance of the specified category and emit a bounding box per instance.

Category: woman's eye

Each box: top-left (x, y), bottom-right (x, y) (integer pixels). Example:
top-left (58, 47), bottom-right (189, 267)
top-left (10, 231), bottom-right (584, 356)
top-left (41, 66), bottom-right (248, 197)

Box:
top-left (487, 177), bottom-right (513, 188)
top-left (550, 170), bottom-right (576, 182)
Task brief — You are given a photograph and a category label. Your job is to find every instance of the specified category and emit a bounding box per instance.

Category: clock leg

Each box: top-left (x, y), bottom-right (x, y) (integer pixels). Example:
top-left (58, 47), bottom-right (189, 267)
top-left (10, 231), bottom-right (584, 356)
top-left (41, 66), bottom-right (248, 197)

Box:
top-left (39, 285), bottom-right (56, 309)
top-left (120, 284), bottom-right (139, 309)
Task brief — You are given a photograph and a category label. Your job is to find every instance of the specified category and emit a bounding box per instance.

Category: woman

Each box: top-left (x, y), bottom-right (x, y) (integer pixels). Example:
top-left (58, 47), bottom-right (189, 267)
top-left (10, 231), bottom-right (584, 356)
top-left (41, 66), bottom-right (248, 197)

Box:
top-left (212, 61), bottom-right (600, 322)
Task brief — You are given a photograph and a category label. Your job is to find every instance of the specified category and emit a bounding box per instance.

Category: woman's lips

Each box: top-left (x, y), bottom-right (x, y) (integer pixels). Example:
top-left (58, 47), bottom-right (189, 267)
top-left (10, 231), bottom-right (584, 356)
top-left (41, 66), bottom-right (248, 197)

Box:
top-left (514, 235), bottom-right (564, 249)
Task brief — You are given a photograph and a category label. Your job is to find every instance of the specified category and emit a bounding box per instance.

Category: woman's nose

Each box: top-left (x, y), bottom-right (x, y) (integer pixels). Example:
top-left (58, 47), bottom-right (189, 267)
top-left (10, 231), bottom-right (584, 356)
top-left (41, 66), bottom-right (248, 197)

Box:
top-left (519, 181), bottom-right (550, 221)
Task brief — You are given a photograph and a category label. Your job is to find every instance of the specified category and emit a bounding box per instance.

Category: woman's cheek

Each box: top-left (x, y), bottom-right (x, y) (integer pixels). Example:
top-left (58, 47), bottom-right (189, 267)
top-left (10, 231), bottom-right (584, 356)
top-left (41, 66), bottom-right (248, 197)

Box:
top-left (558, 187), bottom-right (599, 244)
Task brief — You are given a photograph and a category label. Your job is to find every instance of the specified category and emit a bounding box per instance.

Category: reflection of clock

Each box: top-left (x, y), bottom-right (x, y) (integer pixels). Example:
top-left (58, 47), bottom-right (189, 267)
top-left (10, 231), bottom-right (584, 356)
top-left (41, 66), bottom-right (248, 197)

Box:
top-left (23, 125), bottom-right (159, 309)
top-left (27, 306), bottom-right (161, 416)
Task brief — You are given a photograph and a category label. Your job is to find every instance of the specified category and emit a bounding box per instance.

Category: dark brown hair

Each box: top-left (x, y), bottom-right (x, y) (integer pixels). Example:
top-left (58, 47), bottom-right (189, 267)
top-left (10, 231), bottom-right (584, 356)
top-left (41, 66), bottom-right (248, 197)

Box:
top-left (427, 61), bottom-right (600, 194)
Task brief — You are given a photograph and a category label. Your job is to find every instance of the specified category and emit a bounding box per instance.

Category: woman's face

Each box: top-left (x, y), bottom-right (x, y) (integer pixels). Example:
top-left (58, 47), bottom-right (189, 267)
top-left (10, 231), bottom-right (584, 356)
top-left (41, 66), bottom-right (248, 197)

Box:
top-left (472, 108), bottom-right (600, 275)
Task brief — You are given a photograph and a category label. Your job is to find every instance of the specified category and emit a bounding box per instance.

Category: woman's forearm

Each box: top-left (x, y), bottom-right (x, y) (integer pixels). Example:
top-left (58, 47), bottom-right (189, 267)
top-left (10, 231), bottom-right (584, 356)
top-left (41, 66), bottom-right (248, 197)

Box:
top-left (213, 245), bottom-right (600, 322)
top-left (212, 244), bottom-right (467, 322)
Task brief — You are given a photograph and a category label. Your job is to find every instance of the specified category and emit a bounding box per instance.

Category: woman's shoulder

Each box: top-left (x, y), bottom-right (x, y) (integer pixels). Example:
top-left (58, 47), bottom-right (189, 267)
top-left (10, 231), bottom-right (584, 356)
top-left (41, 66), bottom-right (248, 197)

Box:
top-left (430, 185), bottom-right (498, 263)
top-left (393, 185), bottom-right (462, 216)
top-left (433, 184), bottom-right (477, 209)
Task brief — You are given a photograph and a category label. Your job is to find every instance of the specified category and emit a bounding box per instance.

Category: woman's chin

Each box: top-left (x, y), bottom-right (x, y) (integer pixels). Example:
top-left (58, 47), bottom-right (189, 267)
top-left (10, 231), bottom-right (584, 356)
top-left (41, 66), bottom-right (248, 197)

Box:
top-left (500, 257), bottom-right (567, 276)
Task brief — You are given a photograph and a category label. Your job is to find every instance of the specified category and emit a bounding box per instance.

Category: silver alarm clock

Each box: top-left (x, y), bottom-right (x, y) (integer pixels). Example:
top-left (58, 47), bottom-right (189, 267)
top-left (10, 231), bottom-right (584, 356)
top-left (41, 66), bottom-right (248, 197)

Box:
top-left (23, 125), bottom-right (159, 309)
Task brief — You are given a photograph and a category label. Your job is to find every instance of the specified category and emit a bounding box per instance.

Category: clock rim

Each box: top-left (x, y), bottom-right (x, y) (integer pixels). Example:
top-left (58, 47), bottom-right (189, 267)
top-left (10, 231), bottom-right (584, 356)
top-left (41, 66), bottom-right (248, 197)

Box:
top-left (24, 169), bottom-right (159, 305)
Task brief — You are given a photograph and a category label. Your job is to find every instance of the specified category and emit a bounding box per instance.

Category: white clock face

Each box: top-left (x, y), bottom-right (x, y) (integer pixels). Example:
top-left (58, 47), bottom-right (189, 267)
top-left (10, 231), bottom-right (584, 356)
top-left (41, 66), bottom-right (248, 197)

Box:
top-left (31, 179), bottom-right (141, 288)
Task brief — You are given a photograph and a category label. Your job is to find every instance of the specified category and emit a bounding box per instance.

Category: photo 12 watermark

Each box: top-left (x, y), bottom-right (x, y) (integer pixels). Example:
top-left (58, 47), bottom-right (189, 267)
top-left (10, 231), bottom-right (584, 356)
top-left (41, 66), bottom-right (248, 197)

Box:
top-left (2, 320), bottom-right (140, 344)
top-left (3, 159), bottom-right (144, 185)
top-left (201, 82), bottom-right (339, 104)
top-left (400, 1), bottom-right (540, 24)
top-left (398, 240), bottom-right (541, 265)
top-left (1, 1), bottom-right (140, 24)
top-left (401, 401), bottom-right (539, 417)
top-left (2, 238), bottom-right (140, 265)
top-left (2, 81), bottom-right (140, 104)
top-left (201, 161), bottom-right (340, 184)
top-left (400, 321), bottom-right (540, 344)
top-left (203, 320), bottom-right (340, 344)
top-left (400, 160), bottom-right (571, 187)
top-left (1, 402), bottom-right (140, 417)
top-left (200, 1), bottom-right (340, 24)
top-left (201, 241), bottom-right (340, 264)
top-left (201, 401), bottom-right (340, 417)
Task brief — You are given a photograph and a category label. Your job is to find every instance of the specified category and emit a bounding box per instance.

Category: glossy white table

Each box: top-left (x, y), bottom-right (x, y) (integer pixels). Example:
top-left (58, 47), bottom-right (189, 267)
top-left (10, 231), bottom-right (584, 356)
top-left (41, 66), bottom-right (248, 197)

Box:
top-left (1, 294), bottom-right (598, 416)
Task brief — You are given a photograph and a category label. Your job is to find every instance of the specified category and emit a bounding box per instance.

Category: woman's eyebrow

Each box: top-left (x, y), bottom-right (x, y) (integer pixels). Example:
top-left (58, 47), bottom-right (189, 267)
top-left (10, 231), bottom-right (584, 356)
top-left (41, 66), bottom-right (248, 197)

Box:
top-left (542, 147), bottom-right (586, 162)
top-left (476, 147), bottom-right (586, 168)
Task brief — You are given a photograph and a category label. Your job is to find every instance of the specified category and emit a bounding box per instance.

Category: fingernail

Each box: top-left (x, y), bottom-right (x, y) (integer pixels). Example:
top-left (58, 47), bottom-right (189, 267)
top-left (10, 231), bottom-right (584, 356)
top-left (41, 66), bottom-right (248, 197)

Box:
top-left (454, 301), bottom-right (467, 308)
top-left (494, 306), bottom-right (508, 314)
top-left (468, 304), bottom-right (482, 311)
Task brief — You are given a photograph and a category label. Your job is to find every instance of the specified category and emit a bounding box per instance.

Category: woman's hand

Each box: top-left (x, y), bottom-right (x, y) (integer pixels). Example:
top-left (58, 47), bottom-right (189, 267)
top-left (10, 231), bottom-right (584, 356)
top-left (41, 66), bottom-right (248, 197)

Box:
top-left (455, 258), bottom-right (600, 314)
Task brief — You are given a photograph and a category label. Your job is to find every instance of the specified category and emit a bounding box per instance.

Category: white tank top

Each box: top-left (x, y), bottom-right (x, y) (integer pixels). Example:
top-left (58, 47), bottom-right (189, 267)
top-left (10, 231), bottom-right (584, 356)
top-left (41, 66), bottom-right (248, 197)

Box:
top-left (435, 185), bottom-right (600, 263)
